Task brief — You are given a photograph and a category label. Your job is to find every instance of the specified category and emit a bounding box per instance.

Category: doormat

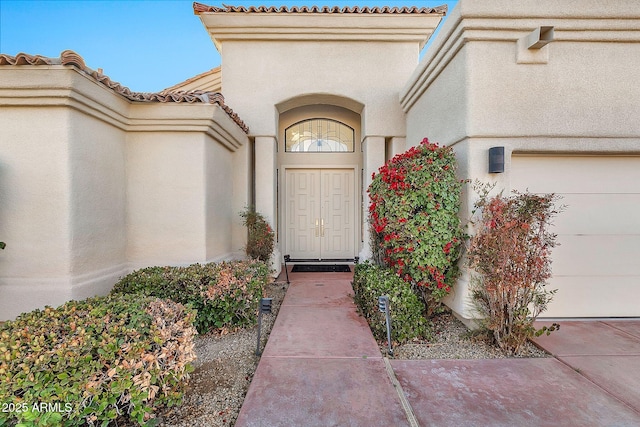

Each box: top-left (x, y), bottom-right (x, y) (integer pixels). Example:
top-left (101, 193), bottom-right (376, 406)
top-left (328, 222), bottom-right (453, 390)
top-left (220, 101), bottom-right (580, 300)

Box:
top-left (291, 264), bottom-right (351, 273)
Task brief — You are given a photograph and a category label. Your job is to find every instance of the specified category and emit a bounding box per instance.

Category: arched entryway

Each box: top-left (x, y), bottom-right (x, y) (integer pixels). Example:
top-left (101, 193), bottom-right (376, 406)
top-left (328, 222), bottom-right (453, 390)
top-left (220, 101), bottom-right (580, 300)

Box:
top-left (277, 98), bottom-right (363, 261)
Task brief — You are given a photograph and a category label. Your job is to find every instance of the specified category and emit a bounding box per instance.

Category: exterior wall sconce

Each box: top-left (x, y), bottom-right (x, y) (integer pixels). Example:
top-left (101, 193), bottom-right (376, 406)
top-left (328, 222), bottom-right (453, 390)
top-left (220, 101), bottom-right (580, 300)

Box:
top-left (378, 295), bottom-right (393, 356)
top-left (526, 26), bottom-right (554, 49)
top-left (489, 146), bottom-right (505, 173)
top-left (255, 297), bottom-right (273, 356)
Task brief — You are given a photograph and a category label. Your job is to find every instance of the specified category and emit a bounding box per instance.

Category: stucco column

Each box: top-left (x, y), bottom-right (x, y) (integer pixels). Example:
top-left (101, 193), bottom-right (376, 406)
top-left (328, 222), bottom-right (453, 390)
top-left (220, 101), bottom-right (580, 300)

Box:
top-left (388, 137), bottom-right (406, 160)
top-left (360, 136), bottom-right (387, 260)
top-left (254, 136), bottom-right (282, 276)
top-left (442, 140), bottom-right (513, 324)
top-left (232, 141), bottom-right (251, 259)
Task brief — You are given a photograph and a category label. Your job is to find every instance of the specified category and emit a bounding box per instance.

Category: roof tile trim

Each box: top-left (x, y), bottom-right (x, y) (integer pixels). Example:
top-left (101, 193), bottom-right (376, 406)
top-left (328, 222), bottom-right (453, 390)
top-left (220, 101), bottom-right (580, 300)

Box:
top-left (0, 50), bottom-right (249, 133)
top-left (193, 2), bottom-right (447, 15)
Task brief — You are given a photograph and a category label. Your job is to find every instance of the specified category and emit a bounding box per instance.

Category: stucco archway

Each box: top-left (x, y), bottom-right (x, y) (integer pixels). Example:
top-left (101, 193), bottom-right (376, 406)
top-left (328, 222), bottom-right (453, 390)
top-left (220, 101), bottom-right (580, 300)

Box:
top-left (275, 95), bottom-right (364, 261)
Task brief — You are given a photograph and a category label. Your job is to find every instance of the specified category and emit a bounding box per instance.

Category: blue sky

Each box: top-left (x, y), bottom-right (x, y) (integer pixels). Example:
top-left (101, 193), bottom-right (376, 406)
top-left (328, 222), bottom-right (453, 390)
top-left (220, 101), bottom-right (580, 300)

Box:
top-left (1, 0), bottom-right (457, 93)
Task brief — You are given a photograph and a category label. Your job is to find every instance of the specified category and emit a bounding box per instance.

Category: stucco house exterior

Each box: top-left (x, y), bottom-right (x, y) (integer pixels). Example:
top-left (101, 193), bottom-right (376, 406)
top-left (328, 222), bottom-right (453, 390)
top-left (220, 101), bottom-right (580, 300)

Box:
top-left (1, 0), bottom-right (639, 323)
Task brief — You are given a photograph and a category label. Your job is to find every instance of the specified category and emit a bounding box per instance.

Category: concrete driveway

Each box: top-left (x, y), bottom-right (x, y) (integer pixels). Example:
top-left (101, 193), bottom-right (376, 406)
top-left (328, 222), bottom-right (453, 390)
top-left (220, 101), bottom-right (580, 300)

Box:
top-left (236, 269), bottom-right (640, 426)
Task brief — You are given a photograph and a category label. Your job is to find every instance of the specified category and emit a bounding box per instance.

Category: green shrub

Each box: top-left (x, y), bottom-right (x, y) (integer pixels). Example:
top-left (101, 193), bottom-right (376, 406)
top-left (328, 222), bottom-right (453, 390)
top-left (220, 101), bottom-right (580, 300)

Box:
top-left (352, 261), bottom-right (430, 344)
top-left (368, 138), bottom-right (465, 316)
top-left (111, 260), bottom-right (269, 334)
top-left (0, 294), bottom-right (196, 427)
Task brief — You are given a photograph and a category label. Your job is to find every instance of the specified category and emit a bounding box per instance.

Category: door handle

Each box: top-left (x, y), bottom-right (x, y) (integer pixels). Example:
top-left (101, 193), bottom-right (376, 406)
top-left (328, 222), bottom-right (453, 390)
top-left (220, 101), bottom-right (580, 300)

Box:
top-left (315, 219), bottom-right (319, 237)
top-left (320, 218), bottom-right (325, 237)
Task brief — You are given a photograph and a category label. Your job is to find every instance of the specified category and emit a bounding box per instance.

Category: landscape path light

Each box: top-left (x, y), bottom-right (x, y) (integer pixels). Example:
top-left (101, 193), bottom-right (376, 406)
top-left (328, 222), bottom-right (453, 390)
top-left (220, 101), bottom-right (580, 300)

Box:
top-left (378, 295), bottom-right (393, 356)
top-left (283, 254), bottom-right (290, 284)
top-left (255, 297), bottom-right (273, 356)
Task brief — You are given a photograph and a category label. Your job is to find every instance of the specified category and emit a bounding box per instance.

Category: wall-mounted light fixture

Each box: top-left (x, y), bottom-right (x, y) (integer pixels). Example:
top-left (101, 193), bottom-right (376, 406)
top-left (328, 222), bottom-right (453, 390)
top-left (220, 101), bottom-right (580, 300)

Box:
top-left (255, 297), bottom-right (273, 356)
top-left (526, 26), bottom-right (554, 49)
top-left (489, 146), bottom-right (505, 174)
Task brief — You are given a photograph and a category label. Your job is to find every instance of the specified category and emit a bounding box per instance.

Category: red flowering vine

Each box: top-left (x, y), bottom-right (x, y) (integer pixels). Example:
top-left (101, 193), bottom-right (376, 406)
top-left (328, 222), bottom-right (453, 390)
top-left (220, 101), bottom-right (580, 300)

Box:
top-left (368, 138), bottom-right (465, 316)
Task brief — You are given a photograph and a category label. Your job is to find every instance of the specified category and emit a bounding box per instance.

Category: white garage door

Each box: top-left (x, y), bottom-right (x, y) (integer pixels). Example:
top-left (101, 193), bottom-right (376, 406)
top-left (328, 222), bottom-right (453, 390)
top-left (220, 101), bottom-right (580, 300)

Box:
top-left (511, 155), bottom-right (640, 317)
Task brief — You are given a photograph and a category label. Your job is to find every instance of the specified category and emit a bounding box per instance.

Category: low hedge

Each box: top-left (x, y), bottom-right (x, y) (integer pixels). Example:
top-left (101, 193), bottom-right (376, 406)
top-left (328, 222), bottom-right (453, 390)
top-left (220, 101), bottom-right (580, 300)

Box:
top-left (0, 294), bottom-right (196, 427)
top-left (353, 261), bottom-right (430, 343)
top-left (111, 260), bottom-right (269, 334)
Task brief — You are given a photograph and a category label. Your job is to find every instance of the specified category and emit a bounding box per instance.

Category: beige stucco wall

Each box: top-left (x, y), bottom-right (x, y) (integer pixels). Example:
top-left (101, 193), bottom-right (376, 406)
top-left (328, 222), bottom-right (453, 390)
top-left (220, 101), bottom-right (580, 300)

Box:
top-left (126, 132), bottom-right (207, 267)
top-left (0, 106), bottom-right (76, 316)
top-left (205, 139), bottom-right (235, 260)
top-left (126, 102), bottom-right (250, 267)
top-left (126, 129), bottom-right (239, 269)
top-left (222, 40), bottom-right (418, 138)
top-left (67, 107), bottom-right (128, 300)
top-left (231, 141), bottom-right (252, 261)
top-left (0, 107), bottom-right (72, 278)
top-left (198, 11), bottom-right (443, 263)
top-left (0, 65), bottom-right (249, 320)
top-left (405, 49), bottom-right (469, 149)
top-left (0, 68), bottom-right (130, 318)
top-left (199, 10), bottom-right (443, 138)
top-left (402, 0), bottom-right (640, 321)
top-left (233, 36), bottom-right (415, 263)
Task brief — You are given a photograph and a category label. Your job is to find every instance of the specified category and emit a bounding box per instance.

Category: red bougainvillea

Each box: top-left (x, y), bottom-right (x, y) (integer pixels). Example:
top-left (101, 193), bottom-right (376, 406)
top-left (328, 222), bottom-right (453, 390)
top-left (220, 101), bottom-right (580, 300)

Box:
top-left (368, 138), bottom-right (465, 316)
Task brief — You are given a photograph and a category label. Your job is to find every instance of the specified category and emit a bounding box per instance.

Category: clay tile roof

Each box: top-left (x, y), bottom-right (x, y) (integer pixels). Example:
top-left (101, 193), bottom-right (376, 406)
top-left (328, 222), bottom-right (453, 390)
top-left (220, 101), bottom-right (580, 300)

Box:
top-left (193, 2), bottom-right (447, 15)
top-left (0, 52), bottom-right (53, 66)
top-left (161, 66), bottom-right (221, 94)
top-left (0, 50), bottom-right (249, 133)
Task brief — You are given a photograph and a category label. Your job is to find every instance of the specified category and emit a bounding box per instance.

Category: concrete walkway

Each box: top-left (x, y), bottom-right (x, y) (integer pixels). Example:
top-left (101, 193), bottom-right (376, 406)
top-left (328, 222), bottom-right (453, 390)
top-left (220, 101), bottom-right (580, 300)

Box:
top-left (532, 320), bottom-right (640, 419)
top-left (236, 269), bottom-right (640, 426)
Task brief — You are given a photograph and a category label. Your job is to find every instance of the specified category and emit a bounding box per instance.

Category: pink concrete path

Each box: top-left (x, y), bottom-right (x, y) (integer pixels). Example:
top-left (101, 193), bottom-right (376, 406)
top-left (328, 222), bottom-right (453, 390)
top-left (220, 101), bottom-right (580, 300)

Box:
top-left (236, 268), bottom-right (640, 426)
top-left (533, 320), bottom-right (640, 417)
top-left (235, 268), bottom-right (411, 426)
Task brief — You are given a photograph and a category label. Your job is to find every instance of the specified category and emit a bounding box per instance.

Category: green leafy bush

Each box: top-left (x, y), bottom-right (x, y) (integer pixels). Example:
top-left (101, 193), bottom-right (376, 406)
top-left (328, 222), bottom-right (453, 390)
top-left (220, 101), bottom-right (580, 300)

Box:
top-left (368, 138), bottom-right (465, 316)
top-left (111, 260), bottom-right (269, 334)
top-left (0, 295), bottom-right (196, 427)
top-left (240, 208), bottom-right (275, 264)
top-left (352, 261), bottom-right (430, 344)
top-left (468, 186), bottom-right (562, 355)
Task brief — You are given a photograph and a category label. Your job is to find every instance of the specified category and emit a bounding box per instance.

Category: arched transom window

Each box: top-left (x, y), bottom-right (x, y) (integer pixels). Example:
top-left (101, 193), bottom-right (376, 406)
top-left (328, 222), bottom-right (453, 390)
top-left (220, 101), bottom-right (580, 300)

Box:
top-left (285, 118), bottom-right (355, 152)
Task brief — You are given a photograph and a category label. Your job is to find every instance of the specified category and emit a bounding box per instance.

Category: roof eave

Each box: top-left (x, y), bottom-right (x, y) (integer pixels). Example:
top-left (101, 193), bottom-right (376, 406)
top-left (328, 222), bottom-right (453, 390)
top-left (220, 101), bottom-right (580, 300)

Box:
top-left (196, 10), bottom-right (444, 50)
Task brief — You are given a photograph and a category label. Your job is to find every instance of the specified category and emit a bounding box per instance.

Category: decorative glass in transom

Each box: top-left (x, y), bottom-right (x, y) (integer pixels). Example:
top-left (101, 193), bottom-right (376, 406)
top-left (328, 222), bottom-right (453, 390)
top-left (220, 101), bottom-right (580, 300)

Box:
top-left (285, 118), bottom-right (354, 152)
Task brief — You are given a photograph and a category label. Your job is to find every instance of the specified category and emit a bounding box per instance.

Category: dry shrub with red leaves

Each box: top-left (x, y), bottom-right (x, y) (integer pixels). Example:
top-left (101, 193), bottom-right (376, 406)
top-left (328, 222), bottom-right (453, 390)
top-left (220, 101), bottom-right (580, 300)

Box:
top-left (468, 185), bottom-right (563, 355)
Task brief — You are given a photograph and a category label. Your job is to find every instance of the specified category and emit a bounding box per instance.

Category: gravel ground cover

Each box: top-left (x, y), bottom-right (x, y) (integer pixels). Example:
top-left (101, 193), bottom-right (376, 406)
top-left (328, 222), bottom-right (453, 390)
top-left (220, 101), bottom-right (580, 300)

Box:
top-left (153, 281), bottom-right (288, 427)
top-left (146, 281), bottom-right (546, 427)
top-left (389, 310), bottom-right (549, 360)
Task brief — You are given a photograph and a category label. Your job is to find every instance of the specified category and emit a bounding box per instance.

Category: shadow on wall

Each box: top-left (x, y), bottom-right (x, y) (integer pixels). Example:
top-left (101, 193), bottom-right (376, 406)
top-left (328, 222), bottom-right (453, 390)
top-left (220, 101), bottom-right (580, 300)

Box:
top-left (0, 162), bottom-right (6, 250)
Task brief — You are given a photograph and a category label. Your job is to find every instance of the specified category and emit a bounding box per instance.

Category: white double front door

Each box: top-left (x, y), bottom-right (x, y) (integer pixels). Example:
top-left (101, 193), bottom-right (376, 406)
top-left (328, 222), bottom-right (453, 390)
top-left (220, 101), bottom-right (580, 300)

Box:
top-left (284, 168), bottom-right (356, 260)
